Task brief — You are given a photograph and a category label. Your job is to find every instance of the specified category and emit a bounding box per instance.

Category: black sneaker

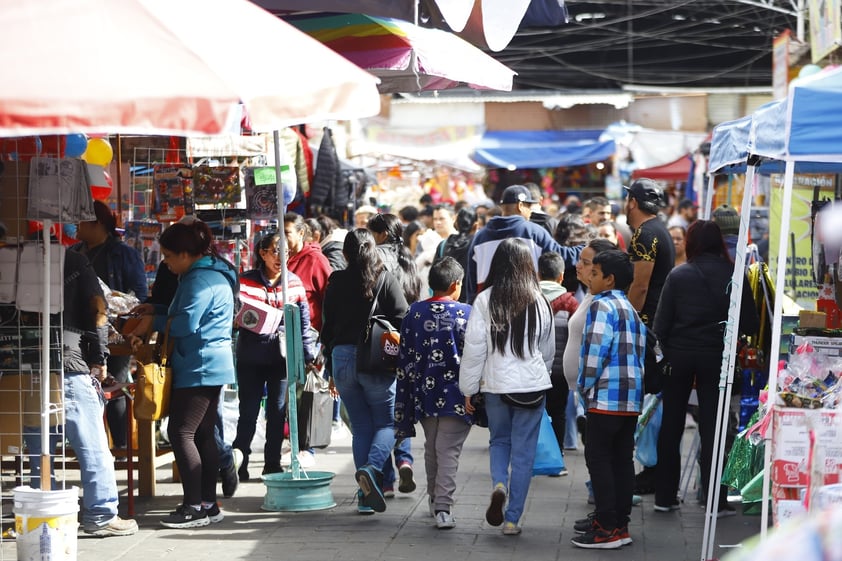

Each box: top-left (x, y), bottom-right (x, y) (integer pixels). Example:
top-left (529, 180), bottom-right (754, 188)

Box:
top-left (633, 466), bottom-right (657, 494)
top-left (355, 465), bottom-right (386, 513)
top-left (397, 462), bottom-right (416, 493)
top-left (717, 504), bottom-right (737, 518)
top-left (238, 452), bottom-right (250, 482)
top-left (485, 484), bottom-right (506, 527)
top-left (573, 512), bottom-right (596, 534)
top-left (221, 449), bottom-right (242, 498)
top-left (653, 498), bottom-right (681, 512)
top-left (205, 503), bottom-right (224, 523)
top-left (262, 463), bottom-right (283, 476)
top-left (571, 523), bottom-right (623, 550)
top-left (160, 504), bottom-right (210, 529)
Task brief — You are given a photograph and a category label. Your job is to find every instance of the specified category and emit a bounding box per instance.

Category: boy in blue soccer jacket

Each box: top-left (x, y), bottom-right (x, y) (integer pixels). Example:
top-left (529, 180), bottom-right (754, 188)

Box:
top-left (395, 257), bottom-right (473, 530)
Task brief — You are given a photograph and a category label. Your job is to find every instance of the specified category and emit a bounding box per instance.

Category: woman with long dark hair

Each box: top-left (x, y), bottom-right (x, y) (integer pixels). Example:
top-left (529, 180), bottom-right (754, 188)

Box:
top-left (321, 229), bottom-right (409, 514)
top-left (460, 238), bottom-right (555, 536)
top-left (366, 212), bottom-right (420, 494)
top-left (653, 220), bottom-right (758, 516)
top-left (133, 220), bottom-right (237, 528)
top-left (367, 213), bottom-right (421, 304)
top-left (232, 231), bottom-right (316, 480)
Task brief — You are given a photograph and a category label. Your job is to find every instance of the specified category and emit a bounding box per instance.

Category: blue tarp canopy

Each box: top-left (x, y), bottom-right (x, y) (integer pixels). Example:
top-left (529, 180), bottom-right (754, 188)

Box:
top-left (787, 67), bottom-right (842, 161)
top-left (709, 115), bottom-right (751, 174)
top-left (471, 129), bottom-right (616, 169)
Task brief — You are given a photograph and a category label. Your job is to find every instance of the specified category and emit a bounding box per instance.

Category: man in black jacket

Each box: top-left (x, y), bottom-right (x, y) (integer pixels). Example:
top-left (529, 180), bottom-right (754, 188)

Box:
top-left (25, 246), bottom-right (138, 537)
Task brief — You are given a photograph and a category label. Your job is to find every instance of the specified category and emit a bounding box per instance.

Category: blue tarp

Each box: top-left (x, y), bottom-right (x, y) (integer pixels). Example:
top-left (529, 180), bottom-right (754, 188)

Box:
top-left (709, 85), bottom-right (842, 176)
top-left (709, 115), bottom-right (751, 173)
top-left (471, 129), bottom-right (616, 169)
top-left (788, 67), bottom-right (842, 160)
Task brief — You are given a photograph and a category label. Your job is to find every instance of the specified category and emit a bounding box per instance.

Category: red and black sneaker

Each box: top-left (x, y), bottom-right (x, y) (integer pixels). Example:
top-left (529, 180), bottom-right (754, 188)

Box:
top-left (571, 522), bottom-right (623, 550)
top-left (573, 512), bottom-right (596, 534)
top-left (617, 526), bottom-right (633, 546)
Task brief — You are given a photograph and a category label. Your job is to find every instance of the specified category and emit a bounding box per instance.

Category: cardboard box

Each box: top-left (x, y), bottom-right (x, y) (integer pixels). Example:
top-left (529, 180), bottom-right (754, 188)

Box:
top-left (772, 408), bottom-right (842, 486)
top-left (790, 335), bottom-right (842, 357)
top-left (799, 310), bottom-right (827, 329)
top-left (0, 372), bottom-right (63, 456)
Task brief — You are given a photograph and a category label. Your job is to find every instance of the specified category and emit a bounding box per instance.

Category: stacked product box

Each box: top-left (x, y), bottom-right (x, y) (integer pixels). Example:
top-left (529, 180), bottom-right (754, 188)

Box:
top-left (771, 405), bottom-right (842, 524)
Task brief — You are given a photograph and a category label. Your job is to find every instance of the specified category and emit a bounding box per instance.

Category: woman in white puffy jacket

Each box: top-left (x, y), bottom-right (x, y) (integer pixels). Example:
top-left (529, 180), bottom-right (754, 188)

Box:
top-left (461, 238), bottom-right (555, 536)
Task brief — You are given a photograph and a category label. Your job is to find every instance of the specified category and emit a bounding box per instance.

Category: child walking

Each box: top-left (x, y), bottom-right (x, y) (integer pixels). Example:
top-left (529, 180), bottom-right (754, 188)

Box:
top-left (573, 250), bottom-right (645, 549)
top-left (395, 257), bottom-right (473, 529)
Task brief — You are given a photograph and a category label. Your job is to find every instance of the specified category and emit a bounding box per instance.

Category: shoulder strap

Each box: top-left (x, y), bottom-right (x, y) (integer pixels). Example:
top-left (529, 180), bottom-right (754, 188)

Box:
top-left (160, 317), bottom-right (173, 366)
top-left (368, 272), bottom-right (386, 320)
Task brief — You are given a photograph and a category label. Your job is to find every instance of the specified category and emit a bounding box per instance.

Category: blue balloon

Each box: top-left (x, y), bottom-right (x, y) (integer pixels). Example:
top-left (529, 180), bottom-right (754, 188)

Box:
top-left (65, 133), bottom-right (88, 158)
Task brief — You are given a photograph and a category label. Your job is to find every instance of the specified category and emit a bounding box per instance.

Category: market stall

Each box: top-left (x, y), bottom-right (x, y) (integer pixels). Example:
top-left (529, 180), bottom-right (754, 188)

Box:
top-left (705, 66), bottom-right (842, 559)
top-left (0, 0), bottom-right (381, 511)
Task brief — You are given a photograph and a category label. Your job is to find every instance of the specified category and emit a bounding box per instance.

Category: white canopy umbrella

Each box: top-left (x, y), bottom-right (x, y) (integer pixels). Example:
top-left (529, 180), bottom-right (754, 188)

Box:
top-left (0, 0), bottom-right (381, 137)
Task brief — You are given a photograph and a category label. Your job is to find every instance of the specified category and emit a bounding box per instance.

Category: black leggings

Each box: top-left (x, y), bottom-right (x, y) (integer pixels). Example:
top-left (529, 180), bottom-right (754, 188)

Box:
top-left (168, 386), bottom-right (222, 505)
top-left (545, 374), bottom-right (569, 451)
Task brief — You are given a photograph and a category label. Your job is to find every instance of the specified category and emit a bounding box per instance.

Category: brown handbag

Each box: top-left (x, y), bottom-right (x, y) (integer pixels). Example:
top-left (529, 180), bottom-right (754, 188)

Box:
top-left (133, 319), bottom-right (172, 421)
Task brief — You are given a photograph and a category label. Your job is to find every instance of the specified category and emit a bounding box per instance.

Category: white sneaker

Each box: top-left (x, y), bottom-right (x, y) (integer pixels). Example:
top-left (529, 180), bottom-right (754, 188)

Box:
top-left (435, 511), bottom-right (456, 529)
top-left (298, 450), bottom-right (316, 468)
top-left (232, 448), bottom-right (244, 473)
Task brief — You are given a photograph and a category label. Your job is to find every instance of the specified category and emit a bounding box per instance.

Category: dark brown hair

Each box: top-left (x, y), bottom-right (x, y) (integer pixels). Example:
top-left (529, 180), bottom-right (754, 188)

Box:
top-left (685, 220), bottom-right (731, 263)
top-left (159, 220), bottom-right (214, 257)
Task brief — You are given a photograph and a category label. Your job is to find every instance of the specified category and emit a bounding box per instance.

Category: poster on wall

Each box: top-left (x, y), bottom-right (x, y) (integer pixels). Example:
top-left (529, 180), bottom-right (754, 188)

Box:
top-left (152, 164), bottom-right (193, 222)
top-left (27, 157), bottom-right (95, 222)
top-left (243, 166), bottom-right (296, 221)
top-left (192, 166), bottom-right (241, 205)
top-left (768, 174), bottom-right (836, 308)
top-left (123, 221), bottom-right (163, 288)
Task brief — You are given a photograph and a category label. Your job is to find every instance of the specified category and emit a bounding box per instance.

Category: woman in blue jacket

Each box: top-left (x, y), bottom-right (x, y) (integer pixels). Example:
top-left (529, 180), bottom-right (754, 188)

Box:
top-left (133, 220), bottom-right (237, 529)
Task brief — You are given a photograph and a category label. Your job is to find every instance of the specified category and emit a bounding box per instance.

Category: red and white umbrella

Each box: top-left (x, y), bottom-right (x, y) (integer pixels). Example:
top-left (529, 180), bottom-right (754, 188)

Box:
top-left (0, 0), bottom-right (381, 137)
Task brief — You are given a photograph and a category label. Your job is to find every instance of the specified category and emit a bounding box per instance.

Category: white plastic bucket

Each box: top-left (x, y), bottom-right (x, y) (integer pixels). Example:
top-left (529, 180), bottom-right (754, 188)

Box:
top-left (13, 486), bottom-right (79, 561)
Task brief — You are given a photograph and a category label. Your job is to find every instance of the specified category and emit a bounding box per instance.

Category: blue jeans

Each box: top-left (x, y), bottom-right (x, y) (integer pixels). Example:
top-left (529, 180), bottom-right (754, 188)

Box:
top-left (382, 437), bottom-right (413, 487)
top-left (25, 372), bottom-right (119, 528)
top-left (216, 387), bottom-right (233, 472)
top-left (564, 390), bottom-right (583, 449)
top-left (331, 345), bottom-right (395, 472)
top-left (485, 393), bottom-right (544, 525)
top-left (233, 361), bottom-right (287, 468)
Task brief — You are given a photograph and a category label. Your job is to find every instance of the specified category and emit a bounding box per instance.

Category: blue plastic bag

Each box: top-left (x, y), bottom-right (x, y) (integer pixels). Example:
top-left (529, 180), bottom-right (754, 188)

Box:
top-left (533, 410), bottom-right (565, 476)
top-left (634, 394), bottom-right (662, 467)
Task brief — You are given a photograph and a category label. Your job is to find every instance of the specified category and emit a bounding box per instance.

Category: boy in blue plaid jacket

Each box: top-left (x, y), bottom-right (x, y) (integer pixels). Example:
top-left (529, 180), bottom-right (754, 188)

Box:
top-left (573, 250), bottom-right (645, 550)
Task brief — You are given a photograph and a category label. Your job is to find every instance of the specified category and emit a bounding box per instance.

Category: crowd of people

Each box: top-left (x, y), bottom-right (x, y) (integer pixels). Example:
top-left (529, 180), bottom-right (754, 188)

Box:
top-left (38, 178), bottom-right (758, 549)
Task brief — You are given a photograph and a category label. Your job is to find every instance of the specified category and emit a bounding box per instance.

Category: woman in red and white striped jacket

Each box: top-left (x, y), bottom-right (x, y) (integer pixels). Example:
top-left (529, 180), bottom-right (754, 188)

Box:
top-left (232, 231), bottom-right (317, 481)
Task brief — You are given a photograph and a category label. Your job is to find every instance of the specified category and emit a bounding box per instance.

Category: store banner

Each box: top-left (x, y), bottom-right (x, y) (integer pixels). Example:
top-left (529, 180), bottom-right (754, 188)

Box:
top-left (772, 30), bottom-right (790, 100)
top-left (768, 175), bottom-right (835, 308)
top-left (809, 0), bottom-right (841, 63)
top-left (361, 124), bottom-right (482, 168)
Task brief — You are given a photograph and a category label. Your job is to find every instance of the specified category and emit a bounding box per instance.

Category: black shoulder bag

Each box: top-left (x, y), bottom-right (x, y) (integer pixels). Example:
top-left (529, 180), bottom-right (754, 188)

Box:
top-left (356, 273), bottom-right (401, 375)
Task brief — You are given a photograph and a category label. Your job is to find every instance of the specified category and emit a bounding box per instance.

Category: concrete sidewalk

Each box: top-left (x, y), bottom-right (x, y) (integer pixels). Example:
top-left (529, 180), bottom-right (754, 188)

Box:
top-left (0, 423), bottom-right (762, 561)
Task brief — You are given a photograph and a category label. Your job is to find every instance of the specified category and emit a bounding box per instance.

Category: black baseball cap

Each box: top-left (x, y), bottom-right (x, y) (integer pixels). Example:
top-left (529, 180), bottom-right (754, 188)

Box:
top-left (500, 185), bottom-right (538, 205)
top-left (624, 178), bottom-right (665, 206)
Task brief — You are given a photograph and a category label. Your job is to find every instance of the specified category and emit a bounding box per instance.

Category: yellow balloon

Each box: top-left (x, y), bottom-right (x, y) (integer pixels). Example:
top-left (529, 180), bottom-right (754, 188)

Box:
top-left (82, 138), bottom-right (113, 167)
